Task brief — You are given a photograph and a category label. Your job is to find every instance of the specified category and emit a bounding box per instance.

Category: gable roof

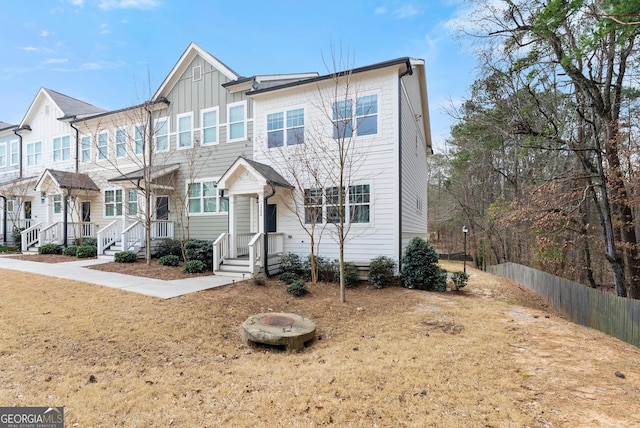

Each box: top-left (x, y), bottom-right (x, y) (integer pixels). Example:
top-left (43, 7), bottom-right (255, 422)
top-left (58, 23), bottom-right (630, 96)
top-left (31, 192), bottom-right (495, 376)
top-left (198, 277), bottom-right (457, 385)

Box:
top-left (217, 156), bottom-right (292, 191)
top-left (153, 42), bottom-right (241, 100)
top-left (108, 163), bottom-right (180, 183)
top-left (35, 169), bottom-right (100, 192)
top-left (20, 88), bottom-right (106, 127)
top-left (0, 121), bottom-right (16, 132)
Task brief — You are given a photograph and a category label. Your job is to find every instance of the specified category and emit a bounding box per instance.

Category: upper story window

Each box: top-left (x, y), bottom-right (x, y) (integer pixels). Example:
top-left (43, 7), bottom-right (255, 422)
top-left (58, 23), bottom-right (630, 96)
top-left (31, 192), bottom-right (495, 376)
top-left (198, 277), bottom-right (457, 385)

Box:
top-left (115, 128), bottom-right (127, 158)
top-left (104, 189), bottom-right (123, 217)
top-left (26, 141), bottom-right (42, 166)
top-left (177, 112), bottom-right (193, 149)
top-left (10, 140), bottom-right (19, 165)
top-left (201, 107), bottom-right (218, 145)
top-left (0, 143), bottom-right (6, 167)
top-left (267, 108), bottom-right (305, 148)
top-left (228, 102), bottom-right (246, 142)
top-left (134, 124), bottom-right (144, 155)
top-left (80, 136), bottom-right (91, 163)
top-left (187, 179), bottom-right (228, 215)
top-left (332, 94), bottom-right (378, 139)
top-left (97, 132), bottom-right (108, 160)
top-left (155, 117), bottom-right (169, 152)
top-left (53, 136), bottom-right (71, 162)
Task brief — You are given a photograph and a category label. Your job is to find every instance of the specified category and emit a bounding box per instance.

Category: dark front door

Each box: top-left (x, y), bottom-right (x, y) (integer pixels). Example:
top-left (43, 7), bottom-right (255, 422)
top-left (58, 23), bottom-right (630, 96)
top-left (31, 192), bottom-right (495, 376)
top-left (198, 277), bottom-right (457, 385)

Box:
top-left (23, 201), bottom-right (32, 228)
top-left (81, 201), bottom-right (91, 237)
top-left (266, 204), bottom-right (277, 233)
top-left (156, 196), bottom-right (169, 220)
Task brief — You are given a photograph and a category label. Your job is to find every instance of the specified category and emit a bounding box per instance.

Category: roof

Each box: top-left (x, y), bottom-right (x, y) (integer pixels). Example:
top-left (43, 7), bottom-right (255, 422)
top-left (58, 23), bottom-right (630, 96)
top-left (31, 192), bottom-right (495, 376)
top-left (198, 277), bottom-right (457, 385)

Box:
top-left (35, 169), bottom-right (100, 192)
top-left (233, 156), bottom-right (292, 189)
top-left (108, 163), bottom-right (180, 183)
top-left (0, 121), bottom-right (16, 131)
top-left (20, 88), bottom-right (106, 127)
top-left (246, 57), bottom-right (413, 96)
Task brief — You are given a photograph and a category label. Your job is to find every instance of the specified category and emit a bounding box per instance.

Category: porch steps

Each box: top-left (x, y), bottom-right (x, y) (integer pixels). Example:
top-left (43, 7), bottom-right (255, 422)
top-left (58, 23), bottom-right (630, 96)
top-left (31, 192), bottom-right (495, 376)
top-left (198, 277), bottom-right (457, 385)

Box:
top-left (103, 241), bottom-right (145, 258)
top-left (215, 257), bottom-right (253, 278)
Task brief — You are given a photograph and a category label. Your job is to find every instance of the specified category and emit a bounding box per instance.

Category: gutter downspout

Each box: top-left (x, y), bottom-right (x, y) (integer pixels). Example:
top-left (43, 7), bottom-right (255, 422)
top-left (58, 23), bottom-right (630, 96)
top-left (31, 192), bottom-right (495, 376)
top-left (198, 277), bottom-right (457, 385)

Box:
top-left (398, 60), bottom-right (413, 271)
top-left (263, 182), bottom-right (276, 277)
top-left (68, 118), bottom-right (79, 173)
top-left (13, 127), bottom-right (26, 179)
top-left (62, 189), bottom-right (70, 248)
top-left (0, 196), bottom-right (6, 246)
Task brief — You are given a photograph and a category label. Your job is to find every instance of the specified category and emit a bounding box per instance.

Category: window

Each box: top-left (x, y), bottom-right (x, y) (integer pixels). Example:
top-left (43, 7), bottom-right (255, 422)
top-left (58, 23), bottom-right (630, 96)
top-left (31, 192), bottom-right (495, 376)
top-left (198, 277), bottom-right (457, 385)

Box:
top-left (332, 94), bottom-right (378, 138)
top-left (10, 140), bottom-right (19, 165)
top-left (134, 124), bottom-right (144, 155)
top-left (128, 189), bottom-right (138, 216)
top-left (115, 128), bottom-right (127, 158)
top-left (26, 141), bottom-right (42, 166)
top-left (228, 102), bottom-right (246, 141)
top-left (349, 184), bottom-right (370, 223)
top-left (267, 108), bottom-right (304, 148)
top-left (0, 143), bottom-right (6, 167)
top-left (6, 198), bottom-right (15, 213)
top-left (304, 188), bottom-right (323, 224)
top-left (326, 186), bottom-right (345, 223)
top-left (53, 194), bottom-right (62, 214)
top-left (104, 189), bottom-right (123, 217)
top-left (97, 132), bottom-right (108, 160)
top-left (155, 117), bottom-right (169, 152)
top-left (177, 112), bottom-right (193, 148)
top-left (53, 136), bottom-right (71, 161)
top-left (80, 136), bottom-right (91, 163)
top-left (201, 107), bottom-right (218, 145)
top-left (187, 179), bottom-right (228, 215)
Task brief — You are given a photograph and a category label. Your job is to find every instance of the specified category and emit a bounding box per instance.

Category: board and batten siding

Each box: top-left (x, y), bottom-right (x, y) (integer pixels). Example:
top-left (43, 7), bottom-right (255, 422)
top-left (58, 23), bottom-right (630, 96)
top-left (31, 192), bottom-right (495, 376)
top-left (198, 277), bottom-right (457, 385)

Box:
top-left (252, 69), bottom-right (402, 263)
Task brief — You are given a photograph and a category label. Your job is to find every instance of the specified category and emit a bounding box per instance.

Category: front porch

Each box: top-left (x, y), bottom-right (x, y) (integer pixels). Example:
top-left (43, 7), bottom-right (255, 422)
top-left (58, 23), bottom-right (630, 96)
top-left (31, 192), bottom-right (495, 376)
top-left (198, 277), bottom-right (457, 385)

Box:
top-left (213, 232), bottom-right (284, 277)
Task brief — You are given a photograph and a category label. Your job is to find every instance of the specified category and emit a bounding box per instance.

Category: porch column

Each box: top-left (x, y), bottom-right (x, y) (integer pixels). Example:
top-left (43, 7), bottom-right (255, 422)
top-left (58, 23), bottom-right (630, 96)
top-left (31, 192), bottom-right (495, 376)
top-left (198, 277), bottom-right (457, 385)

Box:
top-left (229, 194), bottom-right (237, 258)
top-left (257, 193), bottom-right (265, 234)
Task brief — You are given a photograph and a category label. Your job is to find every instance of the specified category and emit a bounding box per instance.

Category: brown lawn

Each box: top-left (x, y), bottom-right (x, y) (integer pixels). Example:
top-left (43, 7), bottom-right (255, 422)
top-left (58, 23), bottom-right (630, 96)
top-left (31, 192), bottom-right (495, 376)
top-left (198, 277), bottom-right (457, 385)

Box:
top-left (0, 258), bottom-right (638, 427)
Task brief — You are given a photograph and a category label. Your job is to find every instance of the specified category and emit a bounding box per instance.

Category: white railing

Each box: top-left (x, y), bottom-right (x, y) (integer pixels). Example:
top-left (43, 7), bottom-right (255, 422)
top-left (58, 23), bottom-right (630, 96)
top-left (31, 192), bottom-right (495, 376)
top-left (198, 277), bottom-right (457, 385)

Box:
top-left (68, 222), bottom-right (96, 240)
top-left (248, 233), bottom-right (263, 275)
top-left (97, 220), bottom-right (120, 255)
top-left (236, 233), bottom-right (255, 256)
top-left (40, 222), bottom-right (61, 246)
top-left (213, 233), bottom-right (229, 271)
top-left (121, 220), bottom-right (144, 251)
top-left (151, 220), bottom-right (174, 239)
top-left (21, 222), bottom-right (42, 252)
top-left (267, 233), bottom-right (285, 255)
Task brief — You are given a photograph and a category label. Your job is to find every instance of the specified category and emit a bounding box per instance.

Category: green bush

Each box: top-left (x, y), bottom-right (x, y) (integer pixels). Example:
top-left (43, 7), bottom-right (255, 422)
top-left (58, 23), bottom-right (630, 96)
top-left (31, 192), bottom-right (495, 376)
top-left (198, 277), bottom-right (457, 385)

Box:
top-left (343, 262), bottom-right (360, 288)
top-left (278, 271), bottom-right (299, 285)
top-left (39, 243), bottom-right (62, 255)
top-left (253, 276), bottom-right (266, 286)
top-left (184, 239), bottom-right (213, 270)
top-left (114, 251), bottom-right (138, 263)
top-left (183, 260), bottom-right (206, 274)
top-left (451, 271), bottom-right (470, 290)
top-left (158, 254), bottom-right (180, 266)
top-left (286, 279), bottom-right (308, 297)
top-left (12, 227), bottom-right (25, 248)
top-left (76, 245), bottom-right (97, 258)
top-left (280, 252), bottom-right (304, 275)
top-left (369, 256), bottom-right (396, 289)
top-left (73, 237), bottom-right (97, 247)
top-left (156, 238), bottom-right (183, 260)
top-left (63, 245), bottom-right (78, 256)
top-left (0, 245), bottom-right (19, 253)
top-left (401, 237), bottom-right (446, 292)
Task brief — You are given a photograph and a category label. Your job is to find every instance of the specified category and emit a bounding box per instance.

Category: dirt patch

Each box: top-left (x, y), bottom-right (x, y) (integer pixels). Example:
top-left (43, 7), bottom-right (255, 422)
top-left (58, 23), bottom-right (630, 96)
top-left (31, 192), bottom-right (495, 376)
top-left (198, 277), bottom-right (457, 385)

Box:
top-left (0, 260), bottom-right (638, 427)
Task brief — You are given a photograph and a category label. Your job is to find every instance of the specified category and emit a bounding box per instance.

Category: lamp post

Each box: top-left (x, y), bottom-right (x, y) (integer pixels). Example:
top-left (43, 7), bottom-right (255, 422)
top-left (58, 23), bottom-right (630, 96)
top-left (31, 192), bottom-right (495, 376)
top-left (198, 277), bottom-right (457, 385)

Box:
top-left (462, 225), bottom-right (468, 274)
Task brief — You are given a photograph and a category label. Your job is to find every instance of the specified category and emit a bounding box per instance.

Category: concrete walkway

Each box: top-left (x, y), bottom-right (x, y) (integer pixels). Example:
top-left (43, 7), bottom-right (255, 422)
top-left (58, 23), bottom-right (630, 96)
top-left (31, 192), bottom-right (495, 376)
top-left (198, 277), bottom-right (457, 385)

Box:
top-left (0, 255), bottom-right (236, 299)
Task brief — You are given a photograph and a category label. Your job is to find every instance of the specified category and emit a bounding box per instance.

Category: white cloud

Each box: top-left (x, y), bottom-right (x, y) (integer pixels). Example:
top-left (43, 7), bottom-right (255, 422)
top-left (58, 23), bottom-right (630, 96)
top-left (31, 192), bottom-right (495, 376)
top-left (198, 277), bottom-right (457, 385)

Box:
top-left (20, 46), bottom-right (39, 52)
top-left (69, 0), bottom-right (84, 5)
top-left (392, 4), bottom-right (420, 19)
top-left (375, 6), bottom-right (387, 15)
top-left (40, 30), bottom-right (55, 37)
top-left (42, 58), bottom-right (69, 65)
top-left (100, 23), bottom-right (111, 35)
top-left (98, 0), bottom-right (161, 10)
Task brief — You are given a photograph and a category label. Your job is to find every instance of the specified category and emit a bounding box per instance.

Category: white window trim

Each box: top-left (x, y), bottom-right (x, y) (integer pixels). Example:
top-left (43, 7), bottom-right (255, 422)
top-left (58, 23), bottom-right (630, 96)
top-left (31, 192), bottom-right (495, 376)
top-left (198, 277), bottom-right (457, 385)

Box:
top-left (0, 142), bottom-right (6, 168)
top-left (53, 194), bottom-right (62, 214)
top-left (266, 105), bottom-right (305, 148)
top-left (355, 92), bottom-right (380, 137)
top-left (154, 117), bottom-right (170, 153)
top-left (127, 189), bottom-right (139, 216)
top-left (80, 135), bottom-right (92, 163)
top-left (52, 134), bottom-right (71, 162)
top-left (115, 127), bottom-right (128, 158)
top-left (103, 188), bottom-right (123, 217)
top-left (186, 177), bottom-right (227, 216)
top-left (134, 123), bottom-right (145, 155)
top-left (306, 183), bottom-right (373, 225)
top-left (201, 106), bottom-right (219, 146)
top-left (97, 131), bottom-right (109, 161)
top-left (9, 139), bottom-right (19, 166)
top-left (26, 141), bottom-right (42, 166)
top-left (177, 112), bottom-right (194, 149)
top-left (227, 101), bottom-right (247, 143)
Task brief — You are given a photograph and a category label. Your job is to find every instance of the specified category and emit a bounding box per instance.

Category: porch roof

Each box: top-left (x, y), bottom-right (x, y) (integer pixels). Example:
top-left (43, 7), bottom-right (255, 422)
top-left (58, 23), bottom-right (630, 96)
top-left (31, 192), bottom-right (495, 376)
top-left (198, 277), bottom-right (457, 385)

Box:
top-left (107, 163), bottom-right (180, 183)
top-left (0, 176), bottom-right (38, 195)
top-left (35, 169), bottom-right (100, 192)
top-left (217, 156), bottom-right (293, 191)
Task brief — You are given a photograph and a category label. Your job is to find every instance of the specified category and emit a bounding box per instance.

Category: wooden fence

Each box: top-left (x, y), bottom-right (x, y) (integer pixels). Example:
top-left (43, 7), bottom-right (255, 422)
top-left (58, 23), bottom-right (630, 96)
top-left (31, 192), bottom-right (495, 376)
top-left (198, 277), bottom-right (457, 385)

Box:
top-left (487, 262), bottom-right (640, 348)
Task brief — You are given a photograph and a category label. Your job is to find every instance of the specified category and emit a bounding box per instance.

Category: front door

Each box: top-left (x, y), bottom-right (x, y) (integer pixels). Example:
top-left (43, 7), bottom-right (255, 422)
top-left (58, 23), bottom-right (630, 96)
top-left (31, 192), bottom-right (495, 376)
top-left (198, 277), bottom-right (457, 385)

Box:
top-left (266, 204), bottom-right (277, 233)
top-left (81, 201), bottom-right (91, 237)
top-left (23, 201), bottom-right (32, 228)
top-left (155, 196), bottom-right (169, 220)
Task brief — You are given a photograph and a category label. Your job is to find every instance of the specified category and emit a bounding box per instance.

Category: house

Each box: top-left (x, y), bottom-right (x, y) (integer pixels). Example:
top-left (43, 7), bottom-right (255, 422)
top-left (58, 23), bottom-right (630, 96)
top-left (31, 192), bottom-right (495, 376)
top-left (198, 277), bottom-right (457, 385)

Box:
top-left (0, 43), bottom-right (431, 278)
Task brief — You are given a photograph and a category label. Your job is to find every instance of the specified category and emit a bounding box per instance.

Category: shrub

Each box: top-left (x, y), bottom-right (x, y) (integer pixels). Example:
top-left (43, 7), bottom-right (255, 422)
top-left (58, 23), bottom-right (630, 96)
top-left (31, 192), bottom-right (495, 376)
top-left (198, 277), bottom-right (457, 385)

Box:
top-left (278, 271), bottom-right (299, 285)
top-left (183, 259), bottom-right (206, 274)
top-left (369, 256), bottom-right (396, 289)
top-left (156, 238), bottom-right (183, 260)
top-left (82, 238), bottom-right (98, 247)
top-left (158, 255), bottom-right (180, 266)
top-left (114, 251), bottom-right (138, 263)
top-left (286, 279), bottom-right (308, 297)
top-left (253, 276), bottom-right (266, 286)
top-left (401, 237), bottom-right (447, 292)
top-left (76, 245), bottom-right (97, 259)
top-left (63, 246), bottom-right (78, 256)
top-left (184, 239), bottom-right (213, 270)
top-left (343, 262), bottom-right (361, 288)
top-left (12, 227), bottom-right (25, 248)
top-left (280, 252), bottom-right (304, 275)
top-left (39, 243), bottom-right (62, 255)
top-left (451, 271), bottom-right (470, 290)
top-left (0, 245), bottom-right (19, 253)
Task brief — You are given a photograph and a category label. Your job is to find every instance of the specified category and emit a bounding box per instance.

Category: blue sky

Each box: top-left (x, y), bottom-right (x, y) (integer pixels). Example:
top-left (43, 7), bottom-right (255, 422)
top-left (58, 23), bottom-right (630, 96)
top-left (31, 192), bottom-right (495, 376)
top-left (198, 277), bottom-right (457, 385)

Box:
top-left (0, 0), bottom-right (478, 152)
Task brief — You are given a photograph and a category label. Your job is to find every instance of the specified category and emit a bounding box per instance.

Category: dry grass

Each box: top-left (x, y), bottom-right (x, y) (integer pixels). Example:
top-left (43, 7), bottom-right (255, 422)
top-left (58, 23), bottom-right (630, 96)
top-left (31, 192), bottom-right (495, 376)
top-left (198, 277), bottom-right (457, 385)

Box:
top-left (0, 260), bottom-right (639, 427)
